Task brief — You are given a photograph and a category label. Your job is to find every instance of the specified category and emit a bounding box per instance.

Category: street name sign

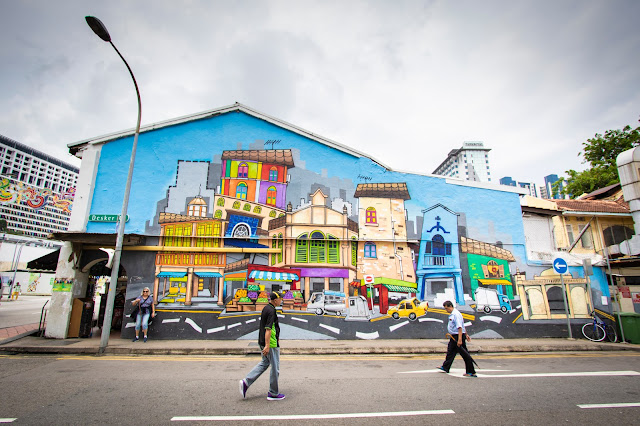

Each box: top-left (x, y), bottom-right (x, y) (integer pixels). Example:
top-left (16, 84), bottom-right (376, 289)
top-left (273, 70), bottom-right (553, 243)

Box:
top-left (89, 214), bottom-right (129, 223)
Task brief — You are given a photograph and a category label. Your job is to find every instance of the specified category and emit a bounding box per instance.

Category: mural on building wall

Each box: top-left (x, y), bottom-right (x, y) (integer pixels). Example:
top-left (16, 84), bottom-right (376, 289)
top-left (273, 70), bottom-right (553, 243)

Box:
top-left (82, 109), bottom-right (612, 340)
top-left (0, 178), bottom-right (74, 212)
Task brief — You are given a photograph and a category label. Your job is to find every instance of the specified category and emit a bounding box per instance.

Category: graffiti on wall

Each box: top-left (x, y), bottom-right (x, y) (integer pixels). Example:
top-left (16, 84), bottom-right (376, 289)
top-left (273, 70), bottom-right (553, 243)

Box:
top-left (0, 178), bottom-right (74, 213)
top-left (82, 110), bottom-right (610, 340)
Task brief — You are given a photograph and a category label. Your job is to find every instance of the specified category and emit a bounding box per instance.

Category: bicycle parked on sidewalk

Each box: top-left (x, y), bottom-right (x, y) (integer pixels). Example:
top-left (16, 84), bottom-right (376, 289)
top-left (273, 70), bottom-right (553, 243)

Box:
top-left (581, 310), bottom-right (617, 342)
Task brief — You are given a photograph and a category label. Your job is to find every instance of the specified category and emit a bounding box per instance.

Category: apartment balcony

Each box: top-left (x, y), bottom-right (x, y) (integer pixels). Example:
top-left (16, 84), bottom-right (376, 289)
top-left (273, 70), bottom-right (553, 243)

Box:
top-left (423, 255), bottom-right (453, 267)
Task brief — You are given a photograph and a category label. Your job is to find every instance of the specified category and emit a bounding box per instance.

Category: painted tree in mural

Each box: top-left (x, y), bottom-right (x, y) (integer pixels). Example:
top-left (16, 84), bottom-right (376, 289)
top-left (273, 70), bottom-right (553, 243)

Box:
top-left (556, 118), bottom-right (640, 198)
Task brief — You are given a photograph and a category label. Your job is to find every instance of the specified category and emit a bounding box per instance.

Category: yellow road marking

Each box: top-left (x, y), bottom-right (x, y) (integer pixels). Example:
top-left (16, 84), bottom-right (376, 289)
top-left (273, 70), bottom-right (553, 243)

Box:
top-left (512, 312), bottom-right (523, 323)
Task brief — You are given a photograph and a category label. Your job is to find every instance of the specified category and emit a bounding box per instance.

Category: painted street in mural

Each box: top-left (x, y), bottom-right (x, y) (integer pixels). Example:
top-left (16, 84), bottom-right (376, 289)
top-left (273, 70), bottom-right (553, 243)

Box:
top-left (76, 106), bottom-right (612, 340)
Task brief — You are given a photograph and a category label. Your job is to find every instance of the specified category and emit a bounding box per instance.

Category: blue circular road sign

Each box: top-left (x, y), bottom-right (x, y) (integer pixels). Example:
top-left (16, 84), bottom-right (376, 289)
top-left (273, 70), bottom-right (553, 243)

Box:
top-left (553, 257), bottom-right (568, 274)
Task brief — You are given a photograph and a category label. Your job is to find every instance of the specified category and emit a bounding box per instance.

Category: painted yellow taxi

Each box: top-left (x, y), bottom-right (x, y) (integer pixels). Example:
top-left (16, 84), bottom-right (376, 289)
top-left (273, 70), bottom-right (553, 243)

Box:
top-left (388, 298), bottom-right (429, 321)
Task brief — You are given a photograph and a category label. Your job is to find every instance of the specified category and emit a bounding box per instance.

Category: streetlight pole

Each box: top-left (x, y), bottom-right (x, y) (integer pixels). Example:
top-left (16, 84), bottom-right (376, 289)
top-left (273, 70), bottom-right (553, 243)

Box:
top-left (85, 16), bottom-right (142, 354)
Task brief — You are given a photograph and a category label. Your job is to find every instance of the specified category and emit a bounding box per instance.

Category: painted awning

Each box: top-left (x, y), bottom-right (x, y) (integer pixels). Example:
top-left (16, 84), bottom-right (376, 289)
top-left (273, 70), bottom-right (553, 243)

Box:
top-left (157, 272), bottom-right (187, 278)
top-left (224, 272), bottom-right (247, 281)
top-left (193, 272), bottom-right (223, 278)
top-left (478, 279), bottom-right (512, 286)
top-left (373, 277), bottom-right (418, 289)
top-left (383, 284), bottom-right (417, 293)
top-left (249, 270), bottom-right (300, 281)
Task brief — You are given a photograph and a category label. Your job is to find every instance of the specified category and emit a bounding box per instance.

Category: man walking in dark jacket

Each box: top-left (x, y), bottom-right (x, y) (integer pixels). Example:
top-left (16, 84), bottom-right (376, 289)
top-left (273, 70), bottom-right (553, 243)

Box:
top-left (239, 291), bottom-right (285, 400)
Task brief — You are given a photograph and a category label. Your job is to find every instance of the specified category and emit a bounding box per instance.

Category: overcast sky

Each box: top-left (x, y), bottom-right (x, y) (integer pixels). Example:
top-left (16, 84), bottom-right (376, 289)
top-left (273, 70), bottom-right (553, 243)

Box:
top-left (1, 0), bottom-right (639, 189)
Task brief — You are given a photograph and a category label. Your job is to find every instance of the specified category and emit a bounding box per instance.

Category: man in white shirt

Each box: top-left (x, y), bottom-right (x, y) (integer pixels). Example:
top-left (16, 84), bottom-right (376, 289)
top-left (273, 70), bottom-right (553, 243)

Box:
top-left (438, 300), bottom-right (476, 377)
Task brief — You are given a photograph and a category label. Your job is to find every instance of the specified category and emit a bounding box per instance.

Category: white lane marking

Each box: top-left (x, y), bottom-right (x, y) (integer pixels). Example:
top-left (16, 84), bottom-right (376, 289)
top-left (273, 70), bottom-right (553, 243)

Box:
top-left (162, 318), bottom-right (180, 324)
top-left (516, 304), bottom-right (521, 309)
top-left (291, 317), bottom-right (308, 323)
top-left (478, 371), bottom-right (640, 378)
top-left (479, 316), bottom-right (502, 324)
top-left (399, 368), bottom-right (510, 374)
top-left (0, 419), bottom-right (17, 423)
top-left (419, 317), bottom-right (443, 323)
top-left (171, 409), bottom-right (455, 421)
top-left (246, 319), bottom-right (256, 324)
top-left (185, 318), bottom-right (202, 333)
top-left (356, 331), bottom-right (379, 340)
top-left (319, 324), bottom-right (340, 334)
top-left (277, 314), bottom-right (285, 318)
top-left (389, 321), bottom-right (409, 332)
top-left (206, 326), bottom-right (225, 334)
top-left (227, 322), bottom-right (241, 329)
top-left (578, 403), bottom-right (640, 409)
top-left (508, 309), bottom-right (516, 314)
top-left (464, 322), bottom-right (472, 327)
top-left (125, 323), bottom-right (136, 328)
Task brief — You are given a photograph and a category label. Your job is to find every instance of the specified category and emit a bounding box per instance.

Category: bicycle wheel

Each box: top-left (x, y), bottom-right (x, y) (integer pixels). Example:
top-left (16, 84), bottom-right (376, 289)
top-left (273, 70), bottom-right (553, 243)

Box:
top-left (605, 324), bottom-right (618, 343)
top-left (582, 322), bottom-right (606, 342)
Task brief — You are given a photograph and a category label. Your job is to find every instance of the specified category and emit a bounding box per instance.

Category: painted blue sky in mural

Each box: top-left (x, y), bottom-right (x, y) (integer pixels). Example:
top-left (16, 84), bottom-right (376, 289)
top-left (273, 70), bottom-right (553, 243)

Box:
top-left (88, 110), bottom-right (525, 252)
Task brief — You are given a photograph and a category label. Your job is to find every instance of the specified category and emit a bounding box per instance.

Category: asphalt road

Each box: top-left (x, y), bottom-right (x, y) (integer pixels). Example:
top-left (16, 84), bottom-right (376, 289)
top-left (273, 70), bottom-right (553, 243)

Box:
top-left (0, 295), bottom-right (50, 328)
top-left (0, 351), bottom-right (638, 425)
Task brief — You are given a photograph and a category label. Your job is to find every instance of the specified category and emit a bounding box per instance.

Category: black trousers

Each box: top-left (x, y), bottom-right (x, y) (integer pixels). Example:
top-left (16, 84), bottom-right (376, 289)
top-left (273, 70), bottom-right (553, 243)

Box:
top-left (442, 333), bottom-right (475, 374)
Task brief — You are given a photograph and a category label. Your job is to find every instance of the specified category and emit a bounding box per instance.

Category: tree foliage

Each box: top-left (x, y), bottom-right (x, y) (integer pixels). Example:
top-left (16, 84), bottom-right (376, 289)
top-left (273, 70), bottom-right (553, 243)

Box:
top-left (560, 122), bottom-right (640, 198)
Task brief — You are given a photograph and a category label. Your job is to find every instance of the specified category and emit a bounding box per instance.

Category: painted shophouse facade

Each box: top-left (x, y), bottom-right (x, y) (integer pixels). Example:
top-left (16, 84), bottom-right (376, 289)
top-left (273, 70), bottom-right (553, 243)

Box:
top-left (44, 103), bottom-right (620, 341)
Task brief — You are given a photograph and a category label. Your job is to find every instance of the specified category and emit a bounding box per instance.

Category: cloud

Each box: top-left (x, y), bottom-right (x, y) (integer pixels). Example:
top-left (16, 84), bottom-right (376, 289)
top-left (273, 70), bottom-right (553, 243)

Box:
top-left (0, 0), bottom-right (639, 188)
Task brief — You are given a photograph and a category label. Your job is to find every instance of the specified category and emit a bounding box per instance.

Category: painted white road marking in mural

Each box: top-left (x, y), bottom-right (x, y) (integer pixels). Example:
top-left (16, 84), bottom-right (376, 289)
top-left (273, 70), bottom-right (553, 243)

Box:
top-left (479, 316), bottom-right (502, 324)
top-left (162, 318), bottom-right (180, 324)
top-left (464, 322), bottom-right (472, 327)
top-left (125, 323), bottom-right (135, 328)
top-left (508, 309), bottom-right (516, 314)
top-left (419, 317), bottom-right (444, 323)
top-left (389, 321), bottom-right (409, 332)
top-left (399, 368), bottom-right (511, 374)
top-left (356, 331), bottom-right (379, 340)
top-left (578, 402), bottom-right (640, 409)
top-left (0, 418), bottom-right (17, 423)
top-left (207, 326), bottom-right (225, 334)
top-left (292, 317), bottom-right (308, 323)
top-left (516, 305), bottom-right (521, 309)
top-left (227, 322), bottom-right (241, 329)
top-left (185, 318), bottom-right (202, 333)
top-left (245, 319), bottom-right (256, 324)
top-left (319, 324), bottom-right (340, 334)
top-left (171, 409), bottom-right (455, 421)
top-left (277, 314), bottom-right (285, 318)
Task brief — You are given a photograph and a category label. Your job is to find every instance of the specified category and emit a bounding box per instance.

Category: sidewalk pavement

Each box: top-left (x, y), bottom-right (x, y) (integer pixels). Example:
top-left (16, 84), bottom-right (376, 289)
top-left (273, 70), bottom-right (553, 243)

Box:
top-left (1, 330), bottom-right (638, 356)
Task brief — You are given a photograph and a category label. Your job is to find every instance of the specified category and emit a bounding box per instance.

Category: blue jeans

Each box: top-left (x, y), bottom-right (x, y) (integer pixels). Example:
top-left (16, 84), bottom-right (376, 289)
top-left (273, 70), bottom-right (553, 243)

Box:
top-left (244, 346), bottom-right (280, 395)
top-left (135, 311), bottom-right (150, 331)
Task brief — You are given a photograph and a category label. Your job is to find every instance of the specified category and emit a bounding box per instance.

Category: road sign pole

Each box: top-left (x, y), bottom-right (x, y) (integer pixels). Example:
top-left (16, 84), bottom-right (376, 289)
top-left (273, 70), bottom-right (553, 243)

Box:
top-left (560, 273), bottom-right (572, 339)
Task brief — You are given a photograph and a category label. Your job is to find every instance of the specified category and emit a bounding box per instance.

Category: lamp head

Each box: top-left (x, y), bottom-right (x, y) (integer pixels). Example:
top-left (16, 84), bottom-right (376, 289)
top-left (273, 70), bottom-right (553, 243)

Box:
top-left (85, 16), bottom-right (111, 42)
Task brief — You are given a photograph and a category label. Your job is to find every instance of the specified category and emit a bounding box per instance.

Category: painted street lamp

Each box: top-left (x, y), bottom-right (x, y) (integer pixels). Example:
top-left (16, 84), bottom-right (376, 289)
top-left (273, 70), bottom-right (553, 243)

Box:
top-left (85, 16), bottom-right (142, 353)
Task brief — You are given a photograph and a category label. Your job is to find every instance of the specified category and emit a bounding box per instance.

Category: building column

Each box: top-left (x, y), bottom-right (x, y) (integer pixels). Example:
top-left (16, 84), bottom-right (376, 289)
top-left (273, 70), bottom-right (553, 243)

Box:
top-left (45, 242), bottom-right (89, 339)
top-left (153, 275), bottom-right (160, 305)
top-left (304, 277), bottom-right (310, 301)
top-left (343, 277), bottom-right (349, 307)
top-left (217, 278), bottom-right (224, 306)
top-left (324, 277), bottom-right (329, 291)
top-left (185, 269), bottom-right (193, 306)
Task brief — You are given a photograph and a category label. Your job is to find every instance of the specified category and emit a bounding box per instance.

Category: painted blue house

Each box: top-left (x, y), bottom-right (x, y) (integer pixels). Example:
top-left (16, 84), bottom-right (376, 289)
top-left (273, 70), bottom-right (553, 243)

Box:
top-left (416, 204), bottom-right (463, 304)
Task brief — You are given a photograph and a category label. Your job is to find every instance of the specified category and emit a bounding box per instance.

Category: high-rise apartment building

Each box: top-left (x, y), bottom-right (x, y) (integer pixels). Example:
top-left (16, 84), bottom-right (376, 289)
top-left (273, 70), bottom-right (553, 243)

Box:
top-left (432, 141), bottom-right (492, 182)
top-left (0, 135), bottom-right (78, 238)
top-left (543, 174), bottom-right (564, 199)
top-left (500, 176), bottom-right (538, 197)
